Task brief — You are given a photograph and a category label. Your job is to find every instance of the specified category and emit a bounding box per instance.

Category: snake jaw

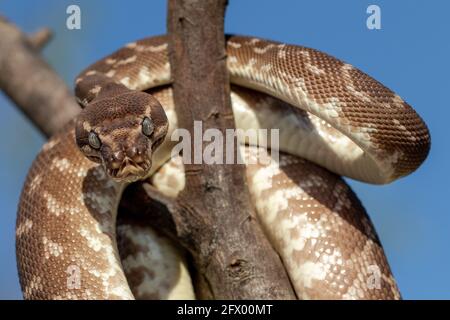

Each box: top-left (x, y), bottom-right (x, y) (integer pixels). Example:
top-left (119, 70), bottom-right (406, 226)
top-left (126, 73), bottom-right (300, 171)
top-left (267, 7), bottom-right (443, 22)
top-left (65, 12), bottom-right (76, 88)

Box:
top-left (105, 156), bottom-right (152, 182)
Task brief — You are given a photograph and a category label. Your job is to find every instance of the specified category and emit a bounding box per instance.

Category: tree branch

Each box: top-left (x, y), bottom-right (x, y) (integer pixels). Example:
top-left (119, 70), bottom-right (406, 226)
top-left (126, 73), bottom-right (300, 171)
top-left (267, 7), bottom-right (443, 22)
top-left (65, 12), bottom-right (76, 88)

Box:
top-left (27, 28), bottom-right (52, 51)
top-left (0, 16), bottom-right (79, 137)
top-left (166, 0), bottom-right (295, 299)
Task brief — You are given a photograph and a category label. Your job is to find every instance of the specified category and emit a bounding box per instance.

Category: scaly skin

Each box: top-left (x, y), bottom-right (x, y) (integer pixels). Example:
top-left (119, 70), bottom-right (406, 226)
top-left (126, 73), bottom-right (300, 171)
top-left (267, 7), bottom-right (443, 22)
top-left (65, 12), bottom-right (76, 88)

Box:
top-left (17, 35), bottom-right (430, 299)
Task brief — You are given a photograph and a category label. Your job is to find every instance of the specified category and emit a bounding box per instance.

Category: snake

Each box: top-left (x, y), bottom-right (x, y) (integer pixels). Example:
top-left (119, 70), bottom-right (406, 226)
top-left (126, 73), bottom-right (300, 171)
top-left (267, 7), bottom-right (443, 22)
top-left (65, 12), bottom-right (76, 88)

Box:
top-left (16, 35), bottom-right (430, 300)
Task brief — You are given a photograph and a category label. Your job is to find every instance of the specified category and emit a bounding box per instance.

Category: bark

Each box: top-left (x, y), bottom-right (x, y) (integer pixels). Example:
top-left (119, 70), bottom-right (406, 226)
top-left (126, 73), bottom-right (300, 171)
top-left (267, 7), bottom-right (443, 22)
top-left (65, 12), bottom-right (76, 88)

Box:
top-left (165, 0), bottom-right (295, 299)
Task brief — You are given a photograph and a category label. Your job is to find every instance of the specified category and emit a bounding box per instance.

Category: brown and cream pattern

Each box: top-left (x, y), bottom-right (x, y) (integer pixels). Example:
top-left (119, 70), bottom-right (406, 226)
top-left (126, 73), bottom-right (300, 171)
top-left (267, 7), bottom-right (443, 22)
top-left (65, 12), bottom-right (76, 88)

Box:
top-left (151, 147), bottom-right (401, 299)
top-left (17, 35), bottom-right (430, 299)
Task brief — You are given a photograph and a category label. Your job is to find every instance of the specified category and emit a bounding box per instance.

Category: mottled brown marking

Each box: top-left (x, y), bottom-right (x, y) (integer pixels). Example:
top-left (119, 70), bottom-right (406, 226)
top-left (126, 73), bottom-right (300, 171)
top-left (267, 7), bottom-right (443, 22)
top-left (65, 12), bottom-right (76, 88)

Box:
top-left (18, 33), bottom-right (429, 300)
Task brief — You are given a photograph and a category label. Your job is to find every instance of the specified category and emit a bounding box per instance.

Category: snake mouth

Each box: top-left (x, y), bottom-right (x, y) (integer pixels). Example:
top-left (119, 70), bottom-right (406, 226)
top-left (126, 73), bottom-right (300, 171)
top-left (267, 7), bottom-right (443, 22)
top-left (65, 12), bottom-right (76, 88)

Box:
top-left (106, 158), bottom-right (152, 182)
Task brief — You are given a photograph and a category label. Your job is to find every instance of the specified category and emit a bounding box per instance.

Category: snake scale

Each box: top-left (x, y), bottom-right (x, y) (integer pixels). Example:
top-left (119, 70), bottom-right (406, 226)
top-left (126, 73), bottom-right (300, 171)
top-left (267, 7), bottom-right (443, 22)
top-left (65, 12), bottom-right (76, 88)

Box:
top-left (16, 35), bottom-right (430, 299)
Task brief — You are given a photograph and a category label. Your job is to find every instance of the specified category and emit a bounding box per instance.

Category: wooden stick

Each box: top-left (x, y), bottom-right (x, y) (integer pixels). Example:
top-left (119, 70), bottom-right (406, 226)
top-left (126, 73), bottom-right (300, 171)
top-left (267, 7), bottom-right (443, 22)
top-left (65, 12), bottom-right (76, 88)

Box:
top-left (166, 0), bottom-right (295, 299)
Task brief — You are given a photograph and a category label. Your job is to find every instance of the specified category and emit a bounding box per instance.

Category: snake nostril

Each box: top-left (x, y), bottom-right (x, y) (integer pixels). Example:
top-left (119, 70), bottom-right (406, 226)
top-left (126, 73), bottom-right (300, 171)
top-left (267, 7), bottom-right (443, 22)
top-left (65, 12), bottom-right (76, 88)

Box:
top-left (113, 150), bottom-right (124, 162)
top-left (126, 146), bottom-right (138, 158)
top-left (108, 151), bottom-right (124, 169)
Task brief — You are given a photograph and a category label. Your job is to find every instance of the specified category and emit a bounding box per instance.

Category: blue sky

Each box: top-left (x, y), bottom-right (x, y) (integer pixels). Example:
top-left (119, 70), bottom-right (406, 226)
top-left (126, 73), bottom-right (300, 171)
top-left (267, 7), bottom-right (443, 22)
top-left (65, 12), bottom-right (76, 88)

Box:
top-left (0, 0), bottom-right (448, 299)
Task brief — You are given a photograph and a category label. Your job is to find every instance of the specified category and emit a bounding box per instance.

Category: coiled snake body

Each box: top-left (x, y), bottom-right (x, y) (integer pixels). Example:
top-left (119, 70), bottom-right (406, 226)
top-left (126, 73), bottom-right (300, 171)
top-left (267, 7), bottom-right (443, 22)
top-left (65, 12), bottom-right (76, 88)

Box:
top-left (16, 35), bottom-right (430, 299)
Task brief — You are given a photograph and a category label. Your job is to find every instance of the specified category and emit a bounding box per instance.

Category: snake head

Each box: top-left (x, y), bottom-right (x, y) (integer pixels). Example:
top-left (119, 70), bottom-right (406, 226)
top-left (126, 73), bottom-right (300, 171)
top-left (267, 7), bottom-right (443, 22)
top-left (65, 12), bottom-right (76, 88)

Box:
top-left (75, 90), bottom-right (168, 182)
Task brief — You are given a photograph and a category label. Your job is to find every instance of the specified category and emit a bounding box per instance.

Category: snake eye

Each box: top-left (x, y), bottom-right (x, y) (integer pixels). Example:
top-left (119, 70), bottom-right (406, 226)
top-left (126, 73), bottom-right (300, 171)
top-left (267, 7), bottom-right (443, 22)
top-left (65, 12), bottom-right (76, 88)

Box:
top-left (88, 131), bottom-right (101, 149)
top-left (142, 117), bottom-right (154, 137)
